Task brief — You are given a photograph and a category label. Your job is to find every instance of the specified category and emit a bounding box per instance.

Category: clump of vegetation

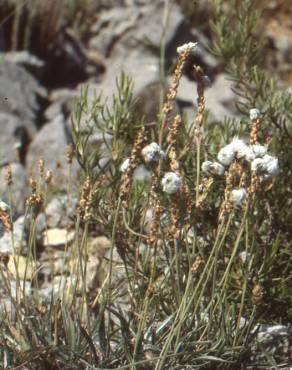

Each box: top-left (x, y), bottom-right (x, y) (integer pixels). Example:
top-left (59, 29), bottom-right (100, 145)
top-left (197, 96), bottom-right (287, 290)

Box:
top-left (0, 0), bottom-right (291, 369)
top-left (0, 0), bottom-right (97, 52)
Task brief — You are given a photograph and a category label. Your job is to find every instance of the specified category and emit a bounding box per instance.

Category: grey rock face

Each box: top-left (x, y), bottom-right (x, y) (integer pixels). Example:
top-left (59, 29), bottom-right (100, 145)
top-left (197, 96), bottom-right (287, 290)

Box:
top-left (0, 113), bottom-right (26, 166)
top-left (0, 216), bottom-right (26, 254)
top-left (26, 115), bottom-right (69, 185)
top-left (87, 0), bottom-right (186, 110)
top-left (91, 1), bottom-right (184, 58)
top-left (0, 51), bottom-right (45, 78)
top-left (252, 324), bottom-right (292, 366)
top-left (174, 73), bottom-right (237, 126)
top-left (40, 195), bottom-right (78, 229)
top-left (45, 89), bottom-right (78, 122)
top-left (0, 163), bottom-right (27, 215)
top-left (0, 62), bottom-right (46, 134)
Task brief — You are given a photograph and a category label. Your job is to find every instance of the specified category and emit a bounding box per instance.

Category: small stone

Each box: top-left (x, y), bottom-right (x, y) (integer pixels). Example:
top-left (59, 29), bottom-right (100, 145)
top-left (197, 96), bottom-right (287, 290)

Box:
top-left (43, 228), bottom-right (75, 247)
top-left (0, 216), bottom-right (26, 254)
top-left (7, 255), bottom-right (37, 281)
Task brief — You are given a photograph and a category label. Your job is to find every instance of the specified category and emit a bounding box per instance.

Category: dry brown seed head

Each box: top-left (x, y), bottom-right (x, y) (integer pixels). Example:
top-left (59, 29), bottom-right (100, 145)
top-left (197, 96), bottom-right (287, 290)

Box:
top-left (45, 170), bottom-right (53, 184)
top-left (5, 165), bottom-right (13, 186)
top-left (66, 144), bottom-right (74, 164)
top-left (191, 256), bottom-right (205, 274)
top-left (251, 283), bottom-right (263, 305)
top-left (28, 176), bottom-right (37, 191)
top-left (0, 210), bottom-right (11, 232)
top-left (38, 158), bottom-right (45, 178)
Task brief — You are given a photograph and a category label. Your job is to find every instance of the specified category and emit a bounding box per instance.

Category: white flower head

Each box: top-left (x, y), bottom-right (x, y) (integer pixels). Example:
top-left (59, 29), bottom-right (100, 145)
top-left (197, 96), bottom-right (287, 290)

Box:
top-left (120, 158), bottom-right (130, 173)
top-left (230, 188), bottom-right (246, 206)
top-left (239, 251), bottom-right (250, 263)
top-left (244, 144), bottom-right (267, 161)
top-left (161, 172), bottom-right (182, 194)
top-left (202, 161), bottom-right (225, 176)
top-left (142, 142), bottom-right (165, 163)
top-left (263, 155), bottom-right (279, 178)
top-left (249, 108), bottom-right (261, 121)
top-left (251, 154), bottom-right (279, 179)
top-left (217, 144), bottom-right (235, 166)
top-left (177, 42), bottom-right (198, 55)
top-left (230, 138), bottom-right (249, 159)
top-left (0, 199), bottom-right (9, 212)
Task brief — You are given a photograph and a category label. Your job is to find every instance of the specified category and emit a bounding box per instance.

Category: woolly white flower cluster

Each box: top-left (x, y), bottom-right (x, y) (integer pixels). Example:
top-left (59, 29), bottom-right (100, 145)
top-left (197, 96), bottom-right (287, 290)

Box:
top-left (177, 42), bottom-right (198, 55)
top-left (0, 199), bottom-right (9, 212)
top-left (141, 142), bottom-right (165, 163)
top-left (230, 188), bottom-right (246, 206)
top-left (251, 154), bottom-right (279, 180)
top-left (202, 160), bottom-right (225, 176)
top-left (120, 158), bottom-right (130, 173)
top-left (249, 108), bottom-right (261, 121)
top-left (161, 172), bottom-right (182, 194)
top-left (215, 137), bottom-right (279, 180)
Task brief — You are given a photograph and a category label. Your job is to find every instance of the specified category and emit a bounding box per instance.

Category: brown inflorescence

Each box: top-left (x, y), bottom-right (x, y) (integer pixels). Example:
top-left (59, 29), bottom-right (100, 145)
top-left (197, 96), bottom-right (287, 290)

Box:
top-left (26, 176), bottom-right (44, 216)
top-left (167, 114), bottom-right (182, 172)
top-left (38, 158), bottom-right (45, 178)
top-left (249, 115), bottom-right (262, 145)
top-left (219, 163), bottom-right (238, 220)
top-left (192, 65), bottom-right (206, 146)
top-left (5, 165), bottom-right (13, 186)
top-left (45, 170), bottom-right (53, 184)
top-left (196, 177), bottom-right (214, 211)
top-left (66, 144), bottom-right (74, 165)
top-left (77, 176), bottom-right (92, 222)
top-left (159, 49), bottom-right (191, 147)
top-left (251, 283), bottom-right (264, 305)
top-left (0, 209), bottom-right (11, 232)
top-left (191, 255), bottom-right (205, 274)
top-left (120, 128), bottom-right (147, 209)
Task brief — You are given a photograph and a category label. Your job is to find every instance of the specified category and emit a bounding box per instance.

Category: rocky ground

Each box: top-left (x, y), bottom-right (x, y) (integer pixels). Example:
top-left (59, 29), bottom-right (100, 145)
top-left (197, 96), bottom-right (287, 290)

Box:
top-left (0, 0), bottom-right (291, 365)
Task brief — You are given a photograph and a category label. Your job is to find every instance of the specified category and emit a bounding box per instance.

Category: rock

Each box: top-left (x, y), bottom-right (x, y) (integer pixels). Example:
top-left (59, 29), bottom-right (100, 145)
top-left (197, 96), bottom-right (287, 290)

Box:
top-left (89, 5), bottom-right (141, 57)
top-left (87, 0), bottom-right (187, 111)
top-left (0, 51), bottom-right (45, 78)
top-left (0, 163), bottom-right (27, 215)
top-left (252, 324), bottom-right (292, 365)
top-left (0, 113), bottom-right (26, 166)
top-left (42, 228), bottom-right (75, 248)
top-left (84, 236), bottom-right (112, 290)
top-left (39, 195), bottom-right (78, 229)
top-left (87, 236), bottom-right (112, 257)
top-left (39, 275), bottom-right (75, 301)
top-left (26, 114), bottom-right (78, 188)
top-left (43, 28), bottom-right (103, 88)
top-left (90, 1), bottom-right (185, 59)
top-left (7, 255), bottom-right (37, 281)
top-left (0, 62), bottom-right (46, 134)
top-left (39, 250), bottom-right (70, 279)
top-left (45, 89), bottom-right (78, 122)
top-left (191, 30), bottom-right (220, 70)
top-left (88, 50), bottom-right (159, 103)
top-left (0, 216), bottom-right (26, 254)
top-left (204, 73), bottom-right (238, 122)
top-left (172, 73), bottom-right (237, 124)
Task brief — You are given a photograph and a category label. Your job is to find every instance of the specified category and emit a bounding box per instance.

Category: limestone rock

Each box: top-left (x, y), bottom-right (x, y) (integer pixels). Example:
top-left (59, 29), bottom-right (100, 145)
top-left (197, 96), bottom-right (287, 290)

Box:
top-left (0, 163), bottom-right (27, 215)
top-left (0, 113), bottom-right (25, 166)
top-left (26, 114), bottom-right (79, 189)
top-left (43, 228), bottom-right (75, 248)
top-left (0, 216), bottom-right (26, 254)
top-left (7, 255), bottom-right (37, 281)
top-left (0, 61), bottom-right (46, 134)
